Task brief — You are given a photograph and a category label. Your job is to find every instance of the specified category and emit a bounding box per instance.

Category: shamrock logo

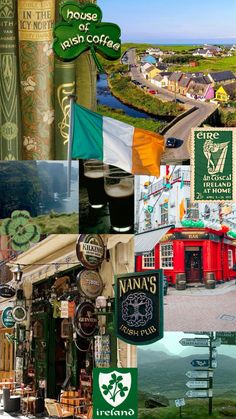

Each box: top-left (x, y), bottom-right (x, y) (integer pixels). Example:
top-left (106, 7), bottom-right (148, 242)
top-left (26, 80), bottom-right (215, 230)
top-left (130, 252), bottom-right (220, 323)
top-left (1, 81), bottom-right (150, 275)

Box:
top-left (0, 210), bottom-right (41, 251)
top-left (101, 373), bottom-right (129, 403)
top-left (53, 2), bottom-right (121, 72)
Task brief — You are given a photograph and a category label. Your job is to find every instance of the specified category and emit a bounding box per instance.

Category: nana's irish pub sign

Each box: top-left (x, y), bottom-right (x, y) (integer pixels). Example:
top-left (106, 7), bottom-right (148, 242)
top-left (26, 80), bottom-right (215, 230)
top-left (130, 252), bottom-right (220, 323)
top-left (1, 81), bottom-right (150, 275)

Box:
top-left (53, 2), bottom-right (121, 71)
top-left (115, 271), bottom-right (163, 345)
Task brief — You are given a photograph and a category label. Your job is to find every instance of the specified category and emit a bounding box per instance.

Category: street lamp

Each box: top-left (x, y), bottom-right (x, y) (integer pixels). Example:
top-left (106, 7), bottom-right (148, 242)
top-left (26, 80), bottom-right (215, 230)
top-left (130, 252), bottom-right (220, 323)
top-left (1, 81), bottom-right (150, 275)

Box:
top-left (11, 264), bottom-right (23, 283)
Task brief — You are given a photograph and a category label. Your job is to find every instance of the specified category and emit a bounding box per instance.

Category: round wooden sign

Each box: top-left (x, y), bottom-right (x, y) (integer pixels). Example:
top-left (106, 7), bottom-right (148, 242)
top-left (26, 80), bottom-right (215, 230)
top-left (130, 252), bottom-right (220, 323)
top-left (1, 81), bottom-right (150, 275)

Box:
top-left (76, 234), bottom-right (105, 269)
top-left (77, 269), bottom-right (103, 299)
top-left (73, 301), bottom-right (98, 338)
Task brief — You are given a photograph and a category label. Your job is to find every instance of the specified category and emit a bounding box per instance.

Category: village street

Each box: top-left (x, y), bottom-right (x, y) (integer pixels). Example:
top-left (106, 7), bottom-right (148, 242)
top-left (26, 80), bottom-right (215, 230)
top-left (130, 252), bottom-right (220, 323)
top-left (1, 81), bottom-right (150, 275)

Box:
top-left (164, 281), bottom-right (236, 331)
top-left (126, 48), bottom-right (217, 162)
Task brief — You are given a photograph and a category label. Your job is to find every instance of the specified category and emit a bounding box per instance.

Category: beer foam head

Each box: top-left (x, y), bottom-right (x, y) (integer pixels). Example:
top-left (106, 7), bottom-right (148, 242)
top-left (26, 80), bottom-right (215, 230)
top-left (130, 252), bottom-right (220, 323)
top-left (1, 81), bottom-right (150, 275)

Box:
top-left (84, 170), bottom-right (104, 178)
top-left (105, 180), bottom-right (134, 197)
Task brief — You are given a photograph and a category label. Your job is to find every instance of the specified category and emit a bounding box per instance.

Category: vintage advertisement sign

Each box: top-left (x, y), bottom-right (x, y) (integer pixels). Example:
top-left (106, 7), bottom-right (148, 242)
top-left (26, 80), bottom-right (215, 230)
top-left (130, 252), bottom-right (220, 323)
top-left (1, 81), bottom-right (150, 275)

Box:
top-left (93, 368), bottom-right (138, 419)
top-left (73, 301), bottom-right (98, 338)
top-left (115, 271), bottom-right (163, 345)
top-left (191, 128), bottom-right (236, 202)
top-left (0, 284), bottom-right (16, 298)
top-left (76, 234), bottom-right (105, 269)
top-left (77, 269), bottom-right (104, 299)
top-left (53, 2), bottom-right (121, 70)
top-left (1, 307), bottom-right (15, 328)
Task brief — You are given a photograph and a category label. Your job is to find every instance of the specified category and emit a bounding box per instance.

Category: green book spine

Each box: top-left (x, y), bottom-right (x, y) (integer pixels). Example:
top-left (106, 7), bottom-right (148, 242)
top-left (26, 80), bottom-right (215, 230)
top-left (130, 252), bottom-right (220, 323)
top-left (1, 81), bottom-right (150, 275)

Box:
top-left (0, 0), bottom-right (22, 160)
top-left (18, 0), bottom-right (55, 160)
top-left (54, 0), bottom-right (75, 160)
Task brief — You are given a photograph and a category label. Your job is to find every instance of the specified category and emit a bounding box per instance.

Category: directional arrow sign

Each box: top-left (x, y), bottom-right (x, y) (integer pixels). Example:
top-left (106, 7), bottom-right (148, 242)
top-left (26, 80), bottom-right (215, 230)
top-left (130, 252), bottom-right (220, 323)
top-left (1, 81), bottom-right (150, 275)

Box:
top-left (186, 371), bottom-right (213, 379)
top-left (186, 390), bottom-right (212, 398)
top-left (180, 338), bottom-right (209, 347)
top-left (191, 359), bottom-right (217, 368)
top-left (186, 380), bottom-right (209, 389)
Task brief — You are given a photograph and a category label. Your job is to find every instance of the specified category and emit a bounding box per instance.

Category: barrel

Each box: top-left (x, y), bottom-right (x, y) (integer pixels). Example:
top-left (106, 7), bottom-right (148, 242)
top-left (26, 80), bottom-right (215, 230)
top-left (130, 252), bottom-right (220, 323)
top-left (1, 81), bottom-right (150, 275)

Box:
top-left (175, 273), bottom-right (186, 290)
top-left (205, 272), bottom-right (216, 289)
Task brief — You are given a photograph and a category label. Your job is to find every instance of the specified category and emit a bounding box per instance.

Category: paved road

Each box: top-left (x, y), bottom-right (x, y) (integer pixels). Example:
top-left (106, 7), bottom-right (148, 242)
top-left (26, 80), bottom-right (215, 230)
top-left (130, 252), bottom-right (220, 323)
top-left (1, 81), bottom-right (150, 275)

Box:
top-left (126, 49), bottom-right (217, 163)
top-left (164, 281), bottom-right (236, 331)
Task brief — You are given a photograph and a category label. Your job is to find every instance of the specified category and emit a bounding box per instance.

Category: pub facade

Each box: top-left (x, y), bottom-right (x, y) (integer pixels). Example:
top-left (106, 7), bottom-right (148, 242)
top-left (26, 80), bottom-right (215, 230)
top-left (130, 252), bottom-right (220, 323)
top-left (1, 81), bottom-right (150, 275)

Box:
top-left (135, 227), bottom-right (236, 284)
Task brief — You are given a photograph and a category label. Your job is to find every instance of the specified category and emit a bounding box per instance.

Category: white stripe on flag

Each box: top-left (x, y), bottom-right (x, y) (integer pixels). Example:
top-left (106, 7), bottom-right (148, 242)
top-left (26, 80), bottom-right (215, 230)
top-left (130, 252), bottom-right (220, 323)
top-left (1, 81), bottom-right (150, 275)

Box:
top-left (103, 116), bottom-right (134, 173)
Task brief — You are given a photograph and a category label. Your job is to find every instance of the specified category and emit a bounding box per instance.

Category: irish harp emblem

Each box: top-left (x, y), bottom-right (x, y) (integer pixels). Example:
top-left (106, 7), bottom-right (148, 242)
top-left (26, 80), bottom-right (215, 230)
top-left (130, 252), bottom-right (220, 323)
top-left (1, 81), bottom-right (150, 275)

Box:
top-left (203, 140), bottom-right (229, 175)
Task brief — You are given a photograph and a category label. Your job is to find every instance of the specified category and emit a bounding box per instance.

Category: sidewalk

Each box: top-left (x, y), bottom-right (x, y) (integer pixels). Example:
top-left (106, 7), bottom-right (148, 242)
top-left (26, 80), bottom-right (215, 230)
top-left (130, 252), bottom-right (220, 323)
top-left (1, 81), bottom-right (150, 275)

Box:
top-left (167, 280), bottom-right (236, 296)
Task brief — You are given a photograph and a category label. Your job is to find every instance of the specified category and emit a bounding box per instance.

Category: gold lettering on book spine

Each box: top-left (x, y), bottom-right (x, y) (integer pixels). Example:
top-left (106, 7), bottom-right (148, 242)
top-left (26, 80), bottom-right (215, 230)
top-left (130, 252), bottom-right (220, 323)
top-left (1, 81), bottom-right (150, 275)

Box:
top-left (18, 0), bottom-right (55, 41)
top-left (57, 82), bottom-right (75, 145)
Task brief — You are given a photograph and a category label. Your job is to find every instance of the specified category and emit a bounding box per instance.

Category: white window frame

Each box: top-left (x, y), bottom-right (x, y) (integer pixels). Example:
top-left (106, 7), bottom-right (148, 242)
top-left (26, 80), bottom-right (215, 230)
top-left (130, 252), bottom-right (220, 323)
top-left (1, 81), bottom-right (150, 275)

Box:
top-left (142, 250), bottom-right (155, 269)
top-left (228, 249), bottom-right (233, 269)
top-left (160, 243), bottom-right (173, 269)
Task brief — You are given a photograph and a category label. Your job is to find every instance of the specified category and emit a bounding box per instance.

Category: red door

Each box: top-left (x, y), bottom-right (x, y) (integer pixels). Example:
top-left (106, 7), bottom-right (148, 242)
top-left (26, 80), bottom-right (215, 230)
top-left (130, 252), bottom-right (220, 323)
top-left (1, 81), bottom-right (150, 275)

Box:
top-left (185, 250), bottom-right (202, 282)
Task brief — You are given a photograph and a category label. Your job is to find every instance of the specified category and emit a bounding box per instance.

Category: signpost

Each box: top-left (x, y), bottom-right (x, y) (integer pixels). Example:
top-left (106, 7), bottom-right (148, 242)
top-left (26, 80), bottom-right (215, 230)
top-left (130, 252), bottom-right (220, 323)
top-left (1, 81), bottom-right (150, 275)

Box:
top-left (216, 332), bottom-right (236, 345)
top-left (191, 359), bottom-right (217, 368)
top-left (180, 338), bottom-right (209, 347)
top-left (181, 332), bottom-right (221, 416)
top-left (186, 390), bottom-right (212, 398)
top-left (175, 398), bottom-right (185, 418)
top-left (186, 380), bottom-right (209, 389)
top-left (186, 371), bottom-right (213, 379)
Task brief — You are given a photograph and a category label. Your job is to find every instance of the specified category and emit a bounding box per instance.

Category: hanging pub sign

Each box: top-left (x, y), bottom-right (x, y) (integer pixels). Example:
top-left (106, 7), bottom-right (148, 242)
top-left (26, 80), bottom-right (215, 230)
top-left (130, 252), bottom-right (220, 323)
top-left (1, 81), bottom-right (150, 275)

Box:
top-left (76, 234), bottom-right (105, 270)
top-left (76, 269), bottom-right (103, 299)
top-left (53, 2), bottom-right (121, 71)
top-left (191, 128), bottom-right (236, 202)
top-left (1, 307), bottom-right (15, 328)
top-left (0, 284), bottom-right (16, 298)
top-left (74, 301), bottom-right (98, 338)
top-left (115, 271), bottom-right (163, 345)
top-left (12, 306), bottom-right (27, 323)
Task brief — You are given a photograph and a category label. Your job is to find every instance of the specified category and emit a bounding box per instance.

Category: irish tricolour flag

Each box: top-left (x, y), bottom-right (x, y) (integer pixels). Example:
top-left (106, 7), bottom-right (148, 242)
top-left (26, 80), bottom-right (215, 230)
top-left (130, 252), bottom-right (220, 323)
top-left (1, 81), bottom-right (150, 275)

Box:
top-left (71, 103), bottom-right (165, 176)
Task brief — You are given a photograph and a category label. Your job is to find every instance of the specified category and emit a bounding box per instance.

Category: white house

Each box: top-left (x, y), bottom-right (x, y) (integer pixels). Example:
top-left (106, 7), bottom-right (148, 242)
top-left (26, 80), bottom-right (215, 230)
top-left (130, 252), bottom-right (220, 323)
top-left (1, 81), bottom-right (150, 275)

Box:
top-left (135, 167), bottom-right (236, 233)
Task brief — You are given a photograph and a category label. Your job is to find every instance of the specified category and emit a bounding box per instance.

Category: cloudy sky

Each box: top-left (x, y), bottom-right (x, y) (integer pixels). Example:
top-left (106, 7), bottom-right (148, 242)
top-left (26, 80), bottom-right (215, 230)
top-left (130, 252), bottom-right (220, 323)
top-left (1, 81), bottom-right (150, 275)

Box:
top-left (99, 0), bottom-right (236, 43)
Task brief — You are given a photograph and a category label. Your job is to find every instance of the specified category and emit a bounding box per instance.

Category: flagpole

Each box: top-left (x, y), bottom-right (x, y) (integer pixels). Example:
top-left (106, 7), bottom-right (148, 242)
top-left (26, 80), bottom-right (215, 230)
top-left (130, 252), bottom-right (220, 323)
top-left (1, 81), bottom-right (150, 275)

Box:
top-left (67, 94), bottom-right (76, 198)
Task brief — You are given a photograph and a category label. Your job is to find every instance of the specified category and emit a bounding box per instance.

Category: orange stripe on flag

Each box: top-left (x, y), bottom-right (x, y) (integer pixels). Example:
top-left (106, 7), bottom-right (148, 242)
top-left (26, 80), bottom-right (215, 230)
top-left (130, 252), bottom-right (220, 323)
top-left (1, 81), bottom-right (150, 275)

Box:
top-left (132, 128), bottom-right (165, 176)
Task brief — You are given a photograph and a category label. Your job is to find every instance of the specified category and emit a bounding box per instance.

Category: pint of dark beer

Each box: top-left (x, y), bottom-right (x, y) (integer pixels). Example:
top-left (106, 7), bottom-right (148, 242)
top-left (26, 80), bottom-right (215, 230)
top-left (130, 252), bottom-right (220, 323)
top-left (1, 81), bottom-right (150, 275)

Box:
top-left (104, 168), bottom-right (134, 232)
top-left (84, 161), bottom-right (108, 208)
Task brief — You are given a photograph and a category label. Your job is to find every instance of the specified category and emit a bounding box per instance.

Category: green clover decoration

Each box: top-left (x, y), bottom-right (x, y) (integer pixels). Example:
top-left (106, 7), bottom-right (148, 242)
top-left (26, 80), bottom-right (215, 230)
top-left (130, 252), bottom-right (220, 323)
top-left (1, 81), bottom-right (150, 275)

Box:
top-left (0, 210), bottom-right (41, 251)
top-left (53, 2), bottom-right (121, 72)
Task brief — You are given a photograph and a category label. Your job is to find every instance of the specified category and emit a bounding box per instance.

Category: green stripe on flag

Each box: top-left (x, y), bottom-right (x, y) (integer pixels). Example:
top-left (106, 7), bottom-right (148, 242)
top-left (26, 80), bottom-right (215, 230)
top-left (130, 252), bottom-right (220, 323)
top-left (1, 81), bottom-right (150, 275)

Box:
top-left (72, 103), bottom-right (103, 159)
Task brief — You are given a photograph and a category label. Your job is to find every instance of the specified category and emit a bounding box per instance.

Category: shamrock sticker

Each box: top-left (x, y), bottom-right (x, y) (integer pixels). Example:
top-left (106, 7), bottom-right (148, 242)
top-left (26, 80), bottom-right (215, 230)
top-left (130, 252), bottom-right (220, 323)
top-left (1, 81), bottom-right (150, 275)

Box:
top-left (53, 2), bottom-right (121, 72)
top-left (0, 210), bottom-right (41, 251)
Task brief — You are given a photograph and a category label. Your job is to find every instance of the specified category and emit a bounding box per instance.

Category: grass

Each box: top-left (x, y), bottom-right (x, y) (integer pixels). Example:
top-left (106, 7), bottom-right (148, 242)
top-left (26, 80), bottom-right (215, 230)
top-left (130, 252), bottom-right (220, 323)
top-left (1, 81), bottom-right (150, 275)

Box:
top-left (33, 212), bottom-right (78, 234)
top-left (97, 104), bottom-right (166, 132)
top-left (138, 397), bottom-right (236, 419)
top-left (170, 55), bottom-right (236, 73)
top-left (108, 74), bottom-right (183, 117)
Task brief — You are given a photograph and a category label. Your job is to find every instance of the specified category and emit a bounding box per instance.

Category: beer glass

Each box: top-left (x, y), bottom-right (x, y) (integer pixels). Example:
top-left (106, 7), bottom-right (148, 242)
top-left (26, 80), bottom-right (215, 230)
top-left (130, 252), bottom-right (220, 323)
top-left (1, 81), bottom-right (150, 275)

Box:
top-left (104, 168), bottom-right (134, 232)
top-left (84, 161), bottom-right (108, 208)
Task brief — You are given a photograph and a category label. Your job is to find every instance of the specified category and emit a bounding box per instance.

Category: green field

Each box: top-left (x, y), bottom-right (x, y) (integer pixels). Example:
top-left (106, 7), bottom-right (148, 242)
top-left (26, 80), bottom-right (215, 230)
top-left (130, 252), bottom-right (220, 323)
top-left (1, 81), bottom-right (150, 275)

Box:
top-left (33, 212), bottom-right (78, 234)
top-left (139, 397), bottom-right (236, 419)
top-left (97, 104), bottom-right (166, 132)
top-left (169, 56), bottom-right (236, 73)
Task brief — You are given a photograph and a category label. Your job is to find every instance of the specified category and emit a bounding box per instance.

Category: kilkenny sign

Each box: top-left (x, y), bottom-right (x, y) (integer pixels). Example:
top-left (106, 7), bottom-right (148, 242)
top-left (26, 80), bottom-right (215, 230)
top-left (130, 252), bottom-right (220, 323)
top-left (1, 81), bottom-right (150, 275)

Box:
top-left (191, 128), bottom-right (236, 202)
top-left (76, 234), bottom-right (105, 270)
top-left (115, 270), bottom-right (163, 345)
top-left (53, 2), bottom-right (121, 70)
top-left (93, 368), bottom-right (138, 419)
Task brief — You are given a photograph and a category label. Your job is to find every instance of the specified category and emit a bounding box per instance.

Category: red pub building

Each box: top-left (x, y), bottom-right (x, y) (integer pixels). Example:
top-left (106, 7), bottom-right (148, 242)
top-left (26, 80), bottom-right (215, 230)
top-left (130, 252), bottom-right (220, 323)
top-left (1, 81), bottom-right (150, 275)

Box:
top-left (135, 227), bottom-right (236, 285)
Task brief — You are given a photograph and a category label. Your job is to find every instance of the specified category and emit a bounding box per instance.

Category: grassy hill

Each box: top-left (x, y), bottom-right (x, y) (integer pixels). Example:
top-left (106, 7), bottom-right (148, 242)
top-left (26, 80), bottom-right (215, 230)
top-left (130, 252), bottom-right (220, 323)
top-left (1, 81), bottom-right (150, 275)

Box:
top-left (33, 212), bottom-right (78, 234)
top-left (138, 349), bottom-right (236, 400)
top-left (139, 397), bottom-right (236, 418)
